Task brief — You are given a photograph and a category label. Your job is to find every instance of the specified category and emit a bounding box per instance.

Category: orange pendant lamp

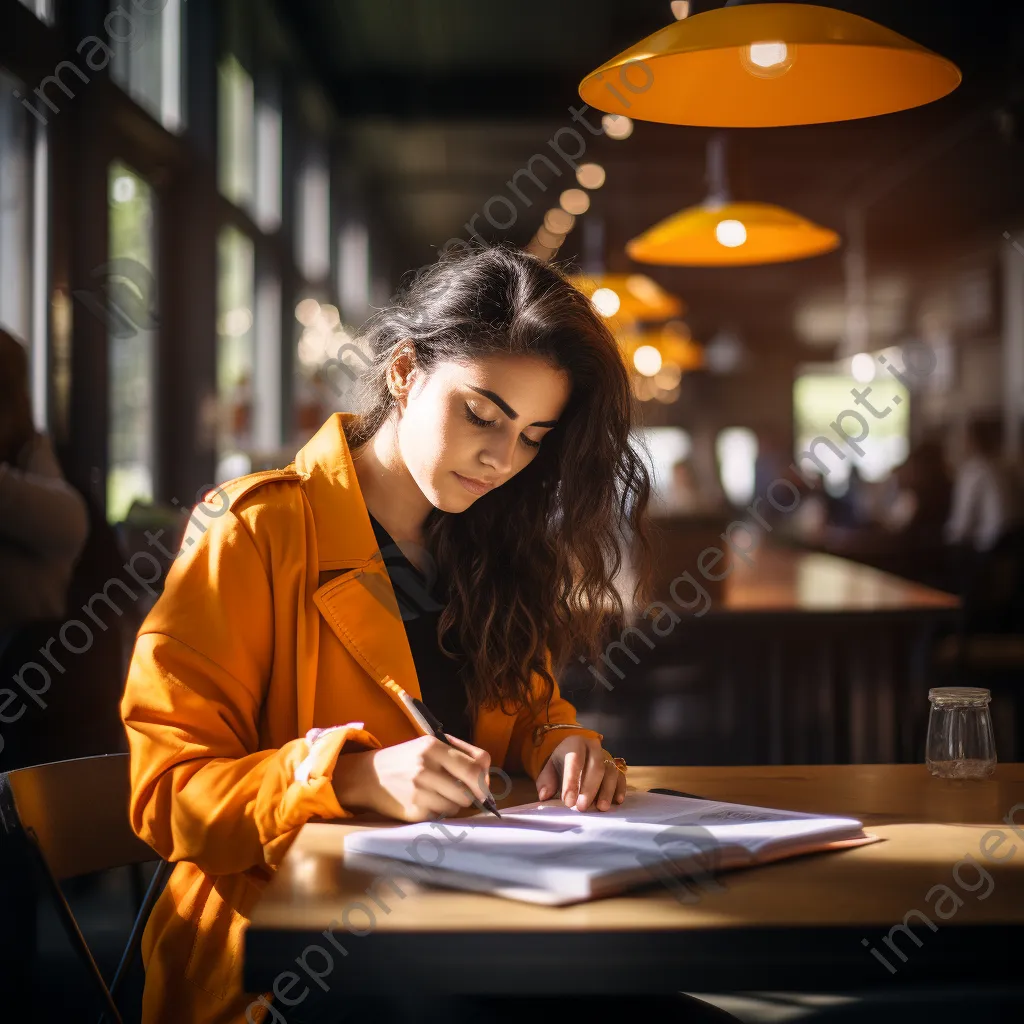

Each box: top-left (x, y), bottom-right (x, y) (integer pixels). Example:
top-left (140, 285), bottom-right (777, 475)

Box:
top-left (579, 2), bottom-right (961, 128)
top-left (627, 133), bottom-right (840, 266)
top-left (567, 273), bottom-right (686, 322)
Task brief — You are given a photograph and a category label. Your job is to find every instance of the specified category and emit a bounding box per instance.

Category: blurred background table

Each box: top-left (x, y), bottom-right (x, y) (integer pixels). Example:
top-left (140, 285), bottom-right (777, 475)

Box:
top-left (569, 544), bottom-right (962, 767)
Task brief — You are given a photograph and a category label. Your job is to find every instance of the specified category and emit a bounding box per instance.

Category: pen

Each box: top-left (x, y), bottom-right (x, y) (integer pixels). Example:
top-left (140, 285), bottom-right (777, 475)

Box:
top-left (648, 788), bottom-right (711, 801)
top-left (408, 696), bottom-right (503, 818)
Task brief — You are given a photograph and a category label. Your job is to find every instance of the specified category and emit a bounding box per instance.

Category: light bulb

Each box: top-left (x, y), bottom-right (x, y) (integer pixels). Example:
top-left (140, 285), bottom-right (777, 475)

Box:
top-left (559, 188), bottom-right (590, 215)
top-left (543, 208), bottom-right (575, 234)
top-left (742, 40), bottom-right (794, 79)
top-left (591, 288), bottom-right (620, 317)
top-left (576, 163), bottom-right (606, 189)
top-left (851, 352), bottom-right (876, 383)
top-left (715, 219), bottom-right (747, 247)
top-left (111, 176), bottom-right (137, 203)
top-left (602, 114), bottom-right (633, 140)
top-left (633, 345), bottom-right (663, 376)
top-left (536, 226), bottom-right (565, 249)
top-left (295, 298), bottom-right (321, 325)
top-left (749, 42), bottom-right (788, 68)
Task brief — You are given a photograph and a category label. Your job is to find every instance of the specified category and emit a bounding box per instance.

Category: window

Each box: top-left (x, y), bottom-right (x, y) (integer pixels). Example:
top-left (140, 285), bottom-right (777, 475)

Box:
top-left (716, 427), bottom-right (758, 507)
top-left (296, 145), bottom-right (330, 282)
top-left (793, 367), bottom-right (910, 490)
top-left (109, 0), bottom-right (186, 131)
top-left (216, 226), bottom-right (255, 482)
top-left (637, 427), bottom-right (693, 493)
top-left (218, 57), bottom-right (283, 229)
top-left (1, 70), bottom-right (48, 429)
top-left (338, 220), bottom-right (369, 324)
top-left (218, 55), bottom-right (255, 209)
top-left (254, 80), bottom-right (283, 231)
top-left (0, 73), bottom-right (34, 342)
top-left (106, 161), bottom-right (158, 522)
top-left (635, 426), bottom-right (696, 516)
top-left (253, 270), bottom-right (282, 453)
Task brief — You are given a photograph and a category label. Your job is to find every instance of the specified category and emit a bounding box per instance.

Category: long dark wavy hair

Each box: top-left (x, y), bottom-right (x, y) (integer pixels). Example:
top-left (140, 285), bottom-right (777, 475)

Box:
top-left (344, 244), bottom-right (653, 718)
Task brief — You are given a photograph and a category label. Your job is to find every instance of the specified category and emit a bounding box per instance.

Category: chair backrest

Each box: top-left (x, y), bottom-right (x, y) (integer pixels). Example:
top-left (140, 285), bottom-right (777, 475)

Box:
top-left (963, 526), bottom-right (1024, 632)
top-left (0, 753), bottom-right (157, 880)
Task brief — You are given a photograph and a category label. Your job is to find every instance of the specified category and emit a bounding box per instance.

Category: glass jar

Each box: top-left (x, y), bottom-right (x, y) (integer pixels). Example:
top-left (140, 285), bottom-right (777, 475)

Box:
top-left (926, 687), bottom-right (997, 779)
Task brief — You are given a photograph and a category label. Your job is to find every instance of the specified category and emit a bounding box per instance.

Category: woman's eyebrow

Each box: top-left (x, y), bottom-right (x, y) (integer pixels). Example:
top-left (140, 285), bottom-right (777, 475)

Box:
top-left (468, 386), bottom-right (558, 427)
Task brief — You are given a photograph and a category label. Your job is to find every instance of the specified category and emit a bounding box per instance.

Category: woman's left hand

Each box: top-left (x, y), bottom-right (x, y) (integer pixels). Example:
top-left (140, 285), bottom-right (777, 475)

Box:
top-left (535, 735), bottom-right (627, 812)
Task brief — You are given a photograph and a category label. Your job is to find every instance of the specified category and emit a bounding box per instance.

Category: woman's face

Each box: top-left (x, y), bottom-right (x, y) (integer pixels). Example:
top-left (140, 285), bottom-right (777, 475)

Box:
top-left (395, 351), bottom-right (571, 513)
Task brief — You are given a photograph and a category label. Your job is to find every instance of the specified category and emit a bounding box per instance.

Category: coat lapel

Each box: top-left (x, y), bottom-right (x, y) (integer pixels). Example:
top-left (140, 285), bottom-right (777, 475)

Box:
top-left (295, 414), bottom-right (423, 734)
top-left (313, 563), bottom-right (422, 705)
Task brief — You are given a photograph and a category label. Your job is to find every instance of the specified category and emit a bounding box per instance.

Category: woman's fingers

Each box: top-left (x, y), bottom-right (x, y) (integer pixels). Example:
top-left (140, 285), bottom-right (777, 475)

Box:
top-left (443, 734), bottom-right (490, 765)
top-left (574, 742), bottom-right (606, 811)
top-left (419, 767), bottom-right (478, 811)
top-left (535, 758), bottom-right (558, 802)
top-left (417, 785), bottom-right (464, 820)
top-left (614, 769), bottom-right (627, 804)
top-left (428, 739), bottom-right (492, 806)
top-left (560, 740), bottom-right (587, 807)
top-left (594, 763), bottom-right (619, 811)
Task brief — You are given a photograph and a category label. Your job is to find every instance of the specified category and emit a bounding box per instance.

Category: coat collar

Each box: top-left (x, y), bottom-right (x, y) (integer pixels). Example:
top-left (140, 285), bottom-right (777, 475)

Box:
top-left (294, 411), bottom-right (378, 570)
top-left (296, 413), bottom-right (424, 722)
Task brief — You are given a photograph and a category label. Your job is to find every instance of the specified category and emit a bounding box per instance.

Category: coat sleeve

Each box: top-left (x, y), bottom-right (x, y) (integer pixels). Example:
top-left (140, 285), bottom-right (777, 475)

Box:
top-left (505, 647), bottom-right (610, 780)
top-left (121, 489), bottom-right (381, 877)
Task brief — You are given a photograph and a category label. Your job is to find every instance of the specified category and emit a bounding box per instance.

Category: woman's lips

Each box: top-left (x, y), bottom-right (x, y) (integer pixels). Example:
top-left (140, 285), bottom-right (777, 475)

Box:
top-left (453, 471), bottom-right (495, 496)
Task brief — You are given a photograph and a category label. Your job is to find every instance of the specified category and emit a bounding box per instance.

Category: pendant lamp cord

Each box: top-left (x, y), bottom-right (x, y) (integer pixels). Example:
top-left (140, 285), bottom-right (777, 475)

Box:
top-left (706, 131), bottom-right (731, 205)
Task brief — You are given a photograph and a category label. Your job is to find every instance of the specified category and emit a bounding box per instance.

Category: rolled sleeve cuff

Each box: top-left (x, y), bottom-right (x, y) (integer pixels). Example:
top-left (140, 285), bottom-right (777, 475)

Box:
top-left (258, 722), bottom-right (381, 865)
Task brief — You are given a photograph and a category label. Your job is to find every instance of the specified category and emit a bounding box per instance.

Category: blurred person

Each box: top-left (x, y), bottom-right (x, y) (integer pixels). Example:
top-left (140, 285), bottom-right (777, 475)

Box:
top-left (120, 246), bottom-right (740, 1024)
top-left (792, 469), bottom-right (829, 542)
top-left (881, 439), bottom-right (952, 541)
top-left (0, 327), bottom-right (89, 1009)
top-left (945, 418), bottom-right (1021, 553)
top-left (0, 328), bottom-right (89, 640)
top-left (827, 463), bottom-right (869, 529)
top-left (750, 428), bottom-right (791, 529)
top-left (753, 428), bottom-right (788, 498)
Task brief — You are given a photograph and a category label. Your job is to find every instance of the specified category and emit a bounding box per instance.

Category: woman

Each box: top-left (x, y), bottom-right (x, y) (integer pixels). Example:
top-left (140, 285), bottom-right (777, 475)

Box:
top-left (122, 246), bottom-right (736, 1024)
top-left (0, 327), bottom-right (89, 637)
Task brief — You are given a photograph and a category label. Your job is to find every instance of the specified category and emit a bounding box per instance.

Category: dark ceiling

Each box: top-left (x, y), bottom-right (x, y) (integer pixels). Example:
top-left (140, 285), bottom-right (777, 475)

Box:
top-left (279, 0), bottom-right (1024, 359)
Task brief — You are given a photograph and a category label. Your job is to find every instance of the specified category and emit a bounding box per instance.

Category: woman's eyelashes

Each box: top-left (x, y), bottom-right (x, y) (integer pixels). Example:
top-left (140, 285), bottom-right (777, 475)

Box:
top-left (463, 403), bottom-right (542, 449)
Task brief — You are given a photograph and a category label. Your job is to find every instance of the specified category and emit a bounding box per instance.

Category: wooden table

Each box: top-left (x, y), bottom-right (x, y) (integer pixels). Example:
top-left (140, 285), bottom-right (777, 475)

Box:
top-left (586, 547), bottom-right (962, 765)
top-left (720, 548), bottom-right (960, 616)
top-left (245, 765), bottom-right (1024, 996)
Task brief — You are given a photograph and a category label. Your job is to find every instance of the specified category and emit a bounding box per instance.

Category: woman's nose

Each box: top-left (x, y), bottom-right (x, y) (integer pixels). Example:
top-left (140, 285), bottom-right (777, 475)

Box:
top-left (480, 434), bottom-right (516, 475)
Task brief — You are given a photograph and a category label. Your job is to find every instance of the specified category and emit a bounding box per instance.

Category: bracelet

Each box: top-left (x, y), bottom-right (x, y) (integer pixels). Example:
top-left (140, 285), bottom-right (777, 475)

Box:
top-left (531, 724), bottom-right (629, 775)
top-left (531, 722), bottom-right (586, 746)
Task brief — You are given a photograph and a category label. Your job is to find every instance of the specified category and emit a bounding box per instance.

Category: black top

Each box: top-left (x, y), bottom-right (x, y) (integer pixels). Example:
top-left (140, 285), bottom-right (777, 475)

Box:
top-left (367, 514), bottom-right (475, 743)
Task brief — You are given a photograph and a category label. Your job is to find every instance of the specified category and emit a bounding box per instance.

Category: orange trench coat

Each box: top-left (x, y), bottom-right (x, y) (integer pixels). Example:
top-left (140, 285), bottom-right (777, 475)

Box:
top-left (121, 412), bottom-right (606, 1024)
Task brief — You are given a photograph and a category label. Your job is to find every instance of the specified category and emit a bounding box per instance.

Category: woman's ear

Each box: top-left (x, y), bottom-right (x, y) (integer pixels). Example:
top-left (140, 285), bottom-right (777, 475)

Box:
top-left (387, 341), bottom-right (418, 403)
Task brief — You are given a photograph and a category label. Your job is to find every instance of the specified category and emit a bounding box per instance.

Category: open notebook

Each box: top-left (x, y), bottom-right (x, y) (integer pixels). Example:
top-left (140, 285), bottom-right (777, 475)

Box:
top-left (342, 790), bottom-right (880, 906)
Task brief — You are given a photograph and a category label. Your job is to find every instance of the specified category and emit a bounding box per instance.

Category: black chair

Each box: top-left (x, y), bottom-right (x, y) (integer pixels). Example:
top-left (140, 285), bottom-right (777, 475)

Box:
top-left (0, 754), bottom-right (173, 1023)
top-left (935, 527), bottom-right (1024, 757)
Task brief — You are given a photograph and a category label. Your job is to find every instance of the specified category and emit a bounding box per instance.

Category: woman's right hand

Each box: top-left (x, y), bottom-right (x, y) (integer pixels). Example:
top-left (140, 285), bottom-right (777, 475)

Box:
top-left (332, 734), bottom-right (494, 822)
